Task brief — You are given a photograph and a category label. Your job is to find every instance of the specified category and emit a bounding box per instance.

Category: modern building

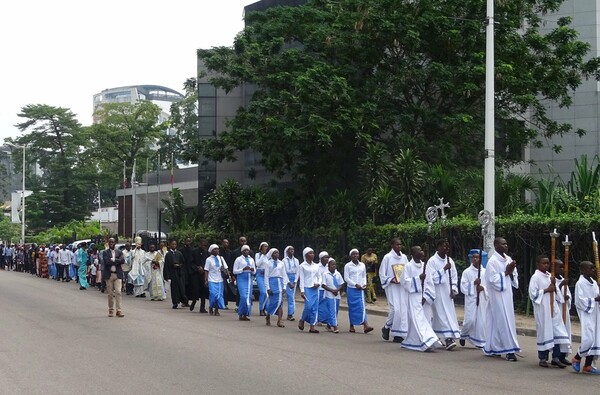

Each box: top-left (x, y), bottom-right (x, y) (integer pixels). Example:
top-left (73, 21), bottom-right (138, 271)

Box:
top-left (529, 1), bottom-right (600, 181)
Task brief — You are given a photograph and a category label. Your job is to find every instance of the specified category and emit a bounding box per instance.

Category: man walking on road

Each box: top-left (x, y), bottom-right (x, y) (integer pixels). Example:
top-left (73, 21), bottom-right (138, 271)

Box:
top-left (102, 238), bottom-right (125, 317)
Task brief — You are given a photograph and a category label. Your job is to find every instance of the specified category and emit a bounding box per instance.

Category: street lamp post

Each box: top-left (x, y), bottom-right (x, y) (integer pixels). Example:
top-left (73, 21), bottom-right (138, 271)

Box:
top-left (483, 0), bottom-right (496, 251)
top-left (6, 143), bottom-right (26, 244)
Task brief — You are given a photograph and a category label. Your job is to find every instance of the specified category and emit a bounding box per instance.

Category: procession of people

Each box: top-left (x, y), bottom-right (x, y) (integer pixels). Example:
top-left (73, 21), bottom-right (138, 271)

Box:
top-left (2, 232), bottom-right (600, 374)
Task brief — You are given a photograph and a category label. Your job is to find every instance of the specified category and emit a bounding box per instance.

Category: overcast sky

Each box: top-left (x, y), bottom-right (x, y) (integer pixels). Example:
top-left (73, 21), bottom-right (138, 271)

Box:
top-left (0, 0), bottom-right (253, 141)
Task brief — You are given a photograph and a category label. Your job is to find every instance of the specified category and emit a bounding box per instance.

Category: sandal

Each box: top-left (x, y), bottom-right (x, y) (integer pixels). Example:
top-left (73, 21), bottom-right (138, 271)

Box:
top-left (333, 329), bottom-right (339, 334)
top-left (298, 320), bottom-right (305, 331)
top-left (349, 328), bottom-right (356, 333)
top-left (309, 329), bottom-right (320, 334)
top-left (277, 321), bottom-right (285, 328)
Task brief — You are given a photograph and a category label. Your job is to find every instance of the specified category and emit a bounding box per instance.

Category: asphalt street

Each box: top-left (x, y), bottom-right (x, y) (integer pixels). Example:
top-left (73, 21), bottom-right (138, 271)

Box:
top-left (0, 271), bottom-right (596, 394)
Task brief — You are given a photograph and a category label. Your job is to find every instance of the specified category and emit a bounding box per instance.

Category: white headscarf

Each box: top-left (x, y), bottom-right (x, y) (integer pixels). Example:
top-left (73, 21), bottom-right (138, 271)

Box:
top-left (303, 247), bottom-right (314, 261)
top-left (349, 248), bottom-right (359, 256)
top-left (208, 244), bottom-right (219, 254)
top-left (266, 248), bottom-right (278, 260)
top-left (259, 242), bottom-right (269, 252)
top-left (283, 245), bottom-right (294, 257)
top-left (318, 251), bottom-right (329, 259)
top-left (328, 258), bottom-right (336, 264)
top-left (241, 245), bottom-right (250, 252)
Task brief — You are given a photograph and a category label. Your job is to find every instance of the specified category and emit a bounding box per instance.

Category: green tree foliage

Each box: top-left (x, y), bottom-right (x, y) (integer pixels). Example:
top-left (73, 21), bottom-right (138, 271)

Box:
top-left (196, 0), bottom-right (599, 198)
top-left (161, 188), bottom-right (190, 230)
top-left (0, 215), bottom-right (20, 242)
top-left (31, 220), bottom-right (101, 245)
top-left (6, 104), bottom-right (96, 230)
top-left (88, 101), bottom-right (167, 190)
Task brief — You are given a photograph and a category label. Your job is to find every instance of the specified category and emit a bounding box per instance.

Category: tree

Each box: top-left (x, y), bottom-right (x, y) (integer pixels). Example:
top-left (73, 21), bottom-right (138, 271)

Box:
top-left (6, 104), bottom-right (96, 230)
top-left (88, 101), bottom-right (167, 189)
top-left (195, 0), bottom-right (599, 197)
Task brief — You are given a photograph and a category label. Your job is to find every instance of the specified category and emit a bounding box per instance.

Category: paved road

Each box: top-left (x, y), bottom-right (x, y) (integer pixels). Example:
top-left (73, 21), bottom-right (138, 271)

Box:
top-left (0, 271), bottom-right (595, 394)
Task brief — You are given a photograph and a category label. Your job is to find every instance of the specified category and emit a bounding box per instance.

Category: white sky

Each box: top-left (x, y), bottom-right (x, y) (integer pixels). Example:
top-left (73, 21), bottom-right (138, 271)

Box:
top-left (0, 0), bottom-right (253, 141)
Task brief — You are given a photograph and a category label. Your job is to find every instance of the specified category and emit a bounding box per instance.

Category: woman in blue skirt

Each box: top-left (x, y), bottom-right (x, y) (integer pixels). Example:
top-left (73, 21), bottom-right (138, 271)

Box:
top-left (264, 248), bottom-right (290, 327)
top-left (233, 245), bottom-right (255, 321)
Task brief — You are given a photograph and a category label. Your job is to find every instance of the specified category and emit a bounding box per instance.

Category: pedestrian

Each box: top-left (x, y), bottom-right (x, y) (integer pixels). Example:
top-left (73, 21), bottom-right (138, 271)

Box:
top-left (571, 261), bottom-right (600, 374)
top-left (426, 238), bottom-right (460, 350)
top-left (401, 246), bottom-right (438, 352)
top-left (283, 246), bottom-right (298, 321)
top-left (39, 244), bottom-right (49, 279)
top-left (233, 245), bottom-right (255, 321)
top-left (554, 259), bottom-right (573, 366)
top-left (180, 237), bottom-right (195, 306)
top-left (298, 247), bottom-right (320, 333)
top-left (344, 248), bottom-right (374, 334)
top-left (191, 240), bottom-right (209, 313)
top-left (459, 249), bottom-right (488, 349)
top-left (102, 238), bottom-right (125, 317)
top-left (58, 244), bottom-right (71, 282)
top-left (122, 242), bottom-right (133, 295)
top-left (78, 242), bottom-right (89, 290)
top-left (164, 239), bottom-right (188, 309)
top-left (129, 238), bottom-right (146, 297)
top-left (361, 248), bottom-right (379, 303)
top-left (264, 248), bottom-right (289, 328)
top-left (317, 251), bottom-right (330, 325)
top-left (204, 244), bottom-right (229, 316)
top-left (379, 238), bottom-right (409, 342)
top-left (221, 238), bottom-right (235, 309)
top-left (528, 254), bottom-right (569, 368)
top-left (255, 242), bottom-right (269, 316)
top-left (321, 258), bottom-right (344, 334)
top-left (483, 237), bottom-right (520, 362)
top-left (148, 244), bottom-right (166, 301)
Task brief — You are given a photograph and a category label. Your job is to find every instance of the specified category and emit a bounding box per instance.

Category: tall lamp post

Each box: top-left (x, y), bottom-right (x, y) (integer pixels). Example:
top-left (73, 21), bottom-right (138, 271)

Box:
top-left (6, 143), bottom-right (27, 244)
top-left (483, 0), bottom-right (496, 251)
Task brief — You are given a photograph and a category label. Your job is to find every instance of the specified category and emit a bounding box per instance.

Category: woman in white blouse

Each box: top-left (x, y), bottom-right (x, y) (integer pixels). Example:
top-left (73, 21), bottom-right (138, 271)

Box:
top-left (264, 248), bottom-right (290, 327)
top-left (298, 247), bottom-right (321, 333)
top-left (255, 242), bottom-right (269, 316)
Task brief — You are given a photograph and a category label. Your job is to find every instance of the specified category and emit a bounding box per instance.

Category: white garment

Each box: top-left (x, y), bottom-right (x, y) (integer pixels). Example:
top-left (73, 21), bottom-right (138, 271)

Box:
top-left (58, 249), bottom-right (72, 265)
top-left (142, 251), bottom-right (156, 291)
top-left (284, 255), bottom-right (299, 278)
top-left (322, 270), bottom-right (344, 299)
top-left (265, 259), bottom-right (290, 290)
top-left (401, 259), bottom-right (438, 352)
top-left (344, 261), bottom-right (366, 288)
top-left (318, 263), bottom-right (329, 290)
top-left (460, 265), bottom-right (488, 348)
top-left (233, 255), bottom-right (255, 275)
top-left (555, 275), bottom-right (572, 354)
top-left (574, 275), bottom-right (600, 357)
top-left (130, 247), bottom-right (146, 296)
top-left (426, 252), bottom-right (460, 339)
top-left (298, 261), bottom-right (321, 293)
top-left (483, 251), bottom-right (520, 355)
top-left (255, 252), bottom-right (268, 271)
top-left (529, 270), bottom-right (570, 352)
top-left (379, 249), bottom-right (409, 336)
top-left (204, 255), bottom-right (228, 283)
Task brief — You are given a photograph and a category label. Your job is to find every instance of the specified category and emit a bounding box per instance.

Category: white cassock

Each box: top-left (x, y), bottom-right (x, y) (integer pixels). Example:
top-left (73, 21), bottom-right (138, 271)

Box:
top-left (460, 265), bottom-right (488, 348)
top-left (574, 275), bottom-right (600, 358)
top-left (130, 248), bottom-right (146, 296)
top-left (555, 275), bottom-right (572, 354)
top-left (426, 252), bottom-right (460, 339)
top-left (483, 251), bottom-right (520, 355)
top-left (401, 259), bottom-right (438, 352)
top-left (528, 270), bottom-right (570, 352)
top-left (379, 249), bottom-right (409, 338)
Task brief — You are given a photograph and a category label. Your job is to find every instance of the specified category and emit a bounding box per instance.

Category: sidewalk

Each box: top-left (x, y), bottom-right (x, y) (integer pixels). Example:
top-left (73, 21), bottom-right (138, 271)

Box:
top-left (297, 294), bottom-right (582, 343)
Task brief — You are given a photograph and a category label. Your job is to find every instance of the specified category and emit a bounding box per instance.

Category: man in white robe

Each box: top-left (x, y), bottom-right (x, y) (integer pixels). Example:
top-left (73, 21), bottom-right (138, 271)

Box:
top-left (426, 238), bottom-right (460, 350)
top-left (379, 238), bottom-right (408, 342)
top-left (129, 239), bottom-right (146, 297)
top-left (571, 261), bottom-right (600, 374)
top-left (528, 255), bottom-right (569, 368)
top-left (460, 249), bottom-right (487, 349)
top-left (401, 246), bottom-right (438, 352)
top-left (483, 237), bottom-right (520, 361)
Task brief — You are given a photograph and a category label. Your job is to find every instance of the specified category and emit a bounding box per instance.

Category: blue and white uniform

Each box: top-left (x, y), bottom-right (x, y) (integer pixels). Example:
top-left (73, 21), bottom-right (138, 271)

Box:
top-left (233, 247), bottom-right (255, 317)
top-left (321, 268), bottom-right (344, 327)
top-left (344, 251), bottom-right (368, 326)
top-left (265, 249), bottom-right (290, 316)
top-left (298, 248), bottom-right (320, 325)
top-left (255, 242), bottom-right (269, 312)
top-left (204, 246), bottom-right (228, 310)
top-left (283, 246), bottom-right (299, 317)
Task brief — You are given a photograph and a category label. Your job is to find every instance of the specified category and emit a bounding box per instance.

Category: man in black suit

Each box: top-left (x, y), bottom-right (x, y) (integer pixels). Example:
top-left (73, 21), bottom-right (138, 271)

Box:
top-left (102, 238), bottom-right (125, 317)
top-left (164, 239), bottom-right (188, 309)
top-left (180, 238), bottom-right (196, 310)
top-left (191, 240), bottom-right (209, 313)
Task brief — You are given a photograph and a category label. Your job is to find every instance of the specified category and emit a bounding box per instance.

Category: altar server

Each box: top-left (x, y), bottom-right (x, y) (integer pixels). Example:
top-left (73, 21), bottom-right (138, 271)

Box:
top-left (571, 261), bottom-right (600, 374)
top-left (344, 249), bottom-right (374, 334)
top-left (283, 246), bottom-right (299, 321)
top-left (483, 237), bottom-right (520, 361)
top-left (379, 238), bottom-right (409, 342)
top-left (528, 255), bottom-right (569, 368)
top-left (555, 259), bottom-right (572, 366)
top-left (233, 245), bottom-right (255, 321)
top-left (298, 247), bottom-right (321, 333)
top-left (426, 239), bottom-right (460, 350)
top-left (460, 249), bottom-right (488, 349)
top-left (401, 246), bottom-right (438, 352)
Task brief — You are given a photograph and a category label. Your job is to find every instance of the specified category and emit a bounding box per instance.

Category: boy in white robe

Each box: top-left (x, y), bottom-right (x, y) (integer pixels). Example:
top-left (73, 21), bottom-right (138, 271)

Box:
top-left (483, 237), bottom-right (520, 361)
top-left (426, 238), bottom-right (460, 350)
top-left (528, 255), bottom-right (569, 368)
top-left (460, 249), bottom-right (487, 349)
top-left (555, 259), bottom-right (572, 365)
top-left (571, 261), bottom-right (600, 374)
top-left (401, 246), bottom-right (438, 352)
top-left (379, 238), bottom-right (409, 343)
